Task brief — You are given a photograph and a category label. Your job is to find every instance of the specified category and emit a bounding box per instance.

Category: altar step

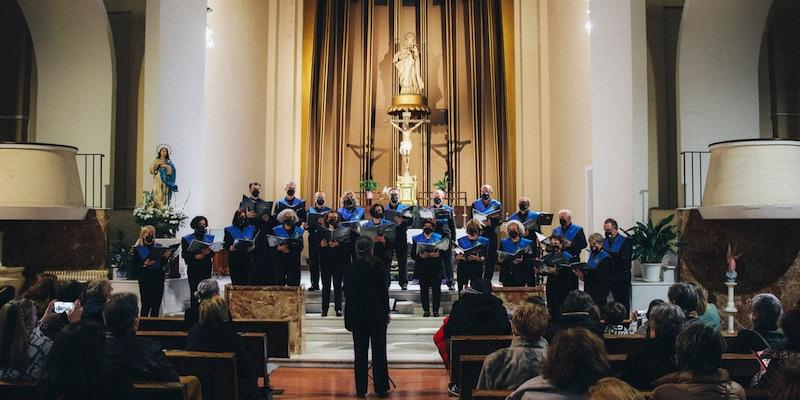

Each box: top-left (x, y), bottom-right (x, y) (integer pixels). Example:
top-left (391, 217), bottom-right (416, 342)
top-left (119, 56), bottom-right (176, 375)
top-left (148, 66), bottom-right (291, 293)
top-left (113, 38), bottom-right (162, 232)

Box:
top-left (305, 285), bottom-right (460, 316)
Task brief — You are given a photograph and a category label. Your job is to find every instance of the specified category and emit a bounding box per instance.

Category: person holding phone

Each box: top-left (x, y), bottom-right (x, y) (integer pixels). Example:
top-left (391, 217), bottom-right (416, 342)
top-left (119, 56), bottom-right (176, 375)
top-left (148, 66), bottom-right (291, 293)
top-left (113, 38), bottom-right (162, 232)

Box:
top-left (133, 225), bottom-right (173, 317)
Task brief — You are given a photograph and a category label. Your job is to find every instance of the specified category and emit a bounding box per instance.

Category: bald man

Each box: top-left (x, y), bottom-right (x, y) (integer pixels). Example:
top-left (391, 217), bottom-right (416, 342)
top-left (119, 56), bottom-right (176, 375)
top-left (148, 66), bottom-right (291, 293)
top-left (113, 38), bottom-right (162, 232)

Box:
top-left (552, 209), bottom-right (587, 263)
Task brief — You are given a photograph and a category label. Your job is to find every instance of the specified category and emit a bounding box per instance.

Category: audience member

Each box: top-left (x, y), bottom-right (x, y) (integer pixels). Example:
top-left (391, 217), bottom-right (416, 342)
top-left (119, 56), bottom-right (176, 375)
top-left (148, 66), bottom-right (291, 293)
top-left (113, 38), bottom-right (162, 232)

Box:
top-left (602, 301), bottom-right (629, 335)
top-left (39, 280), bottom-right (84, 340)
top-left (622, 303), bottom-right (685, 390)
top-left (508, 327), bottom-right (611, 400)
top-left (544, 290), bottom-right (603, 342)
top-left (0, 299), bottom-right (52, 381)
top-left (187, 296), bottom-right (258, 400)
top-left (587, 377), bottom-right (644, 400)
top-left (634, 299), bottom-right (665, 335)
top-left (184, 278), bottom-right (221, 328)
top-left (477, 303), bottom-right (549, 390)
top-left (34, 320), bottom-right (134, 400)
top-left (667, 283), bottom-right (699, 323)
top-left (444, 279), bottom-right (511, 338)
top-left (698, 290), bottom-right (721, 330)
top-left (729, 293), bottom-right (786, 353)
top-left (81, 279), bottom-right (113, 327)
top-left (652, 323), bottom-right (746, 400)
top-left (768, 359), bottom-right (800, 400)
top-left (753, 308), bottom-right (800, 388)
top-left (22, 273), bottom-right (60, 319)
top-left (0, 285), bottom-right (15, 308)
top-left (104, 293), bottom-right (179, 382)
top-left (526, 295), bottom-right (546, 306)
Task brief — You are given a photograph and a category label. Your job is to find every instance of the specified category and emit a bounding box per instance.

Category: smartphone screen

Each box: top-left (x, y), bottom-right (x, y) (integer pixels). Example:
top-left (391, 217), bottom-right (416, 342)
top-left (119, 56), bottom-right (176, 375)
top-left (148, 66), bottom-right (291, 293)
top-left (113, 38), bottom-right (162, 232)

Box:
top-left (53, 301), bottom-right (75, 314)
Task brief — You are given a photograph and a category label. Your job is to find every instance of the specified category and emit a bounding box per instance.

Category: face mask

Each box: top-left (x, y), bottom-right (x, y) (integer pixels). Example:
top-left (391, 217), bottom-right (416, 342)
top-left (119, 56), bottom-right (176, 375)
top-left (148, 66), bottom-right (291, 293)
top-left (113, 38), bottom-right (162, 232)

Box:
top-left (316, 198), bottom-right (325, 206)
top-left (373, 211), bottom-right (383, 219)
top-left (237, 218), bottom-right (248, 226)
top-left (287, 189), bottom-right (295, 197)
top-left (467, 229), bottom-right (478, 236)
top-left (434, 198), bottom-right (442, 205)
top-left (559, 218), bottom-right (568, 227)
top-left (345, 199), bottom-right (354, 207)
top-left (284, 218), bottom-right (296, 226)
top-left (328, 219), bottom-right (338, 226)
top-left (390, 195), bottom-right (398, 203)
top-left (509, 231), bottom-right (519, 238)
top-left (195, 227), bottom-right (206, 235)
top-left (481, 193), bottom-right (490, 201)
top-left (519, 203), bottom-right (528, 211)
top-left (251, 190), bottom-right (260, 198)
top-left (605, 231), bottom-right (612, 238)
top-left (145, 235), bottom-right (154, 243)
top-left (423, 226), bottom-right (433, 234)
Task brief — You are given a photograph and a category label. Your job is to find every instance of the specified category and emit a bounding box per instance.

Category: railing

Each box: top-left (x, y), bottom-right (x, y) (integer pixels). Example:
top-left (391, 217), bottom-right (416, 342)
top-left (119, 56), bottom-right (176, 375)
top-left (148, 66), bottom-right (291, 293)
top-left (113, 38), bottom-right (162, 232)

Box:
top-left (681, 151), bottom-right (710, 208)
top-left (76, 153), bottom-right (105, 208)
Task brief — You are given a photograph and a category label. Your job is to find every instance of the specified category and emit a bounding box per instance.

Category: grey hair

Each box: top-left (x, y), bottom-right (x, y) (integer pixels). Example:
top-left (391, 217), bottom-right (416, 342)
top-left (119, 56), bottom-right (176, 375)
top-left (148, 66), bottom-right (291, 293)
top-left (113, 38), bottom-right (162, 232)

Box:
top-left (506, 220), bottom-right (525, 234)
top-left (558, 209), bottom-right (573, 217)
top-left (648, 303), bottom-right (686, 338)
top-left (480, 184), bottom-right (493, 193)
top-left (432, 189), bottom-right (445, 198)
top-left (277, 209), bottom-right (299, 223)
top-left (752, 293), bottom-right (783, 330)
top-left (285, 180), bottom-right (297, 188)
top-left (194, 278), bottom-right (220, 301)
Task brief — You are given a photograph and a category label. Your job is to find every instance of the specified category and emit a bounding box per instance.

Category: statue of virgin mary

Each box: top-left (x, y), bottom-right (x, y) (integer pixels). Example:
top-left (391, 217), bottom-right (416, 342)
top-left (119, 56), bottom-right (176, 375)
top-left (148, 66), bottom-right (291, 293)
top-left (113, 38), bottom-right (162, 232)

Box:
top-left (149, 144), bottom-right (178, 207)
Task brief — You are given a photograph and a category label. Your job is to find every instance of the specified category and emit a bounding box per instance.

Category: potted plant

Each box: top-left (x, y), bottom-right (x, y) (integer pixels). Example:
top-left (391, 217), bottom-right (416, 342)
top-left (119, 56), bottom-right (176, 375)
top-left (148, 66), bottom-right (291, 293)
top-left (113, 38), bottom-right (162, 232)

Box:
top-left (434, 175), bottom-right (449, 191)
top-left (626, 214), bottom-right (677, 282)
top-left (108, 230), bottom-right (134, 280)
top-left (359, 179), bottom-right (379, 200)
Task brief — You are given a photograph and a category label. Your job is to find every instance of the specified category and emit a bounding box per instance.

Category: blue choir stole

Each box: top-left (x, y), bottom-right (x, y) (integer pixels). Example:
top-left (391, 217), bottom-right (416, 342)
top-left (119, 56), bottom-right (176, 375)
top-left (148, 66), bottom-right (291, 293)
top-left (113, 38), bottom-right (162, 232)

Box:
top-left (363, 219), bottom-right (392, 228)
top-left (458, 235), bottom-right (490, 249)
top-left (430, 205), bottom-right (453, 225)
top-left (413, 232), bottom-right (443, 244)
top-left (338, 207), bottom-right (365, 222)
top-left (554, 223), bottom-right (581, 241)
top-left (509, 210), bottom-right (541, 222)
top-left (225, 224), bottom-right (256, 240)
top-left (183, 233), bottom-right (215, 246)
top-left (562, 250), bottom-right (574, 261)
top-left (500, 237), bottom-right (533, 253)
top-left (136, 244), bottom-right (163, 270)
top-left (273, 224), bottom-right (304, 239)
top-left (472, 198), bottom-right (502, 213)
top-left (604, 234), bottom-right (625, 253)
top-left (387, 203), bottom-right (409, 211)
top-left (587, 250), bottom-right (611, 269)
top-left (277, 197), bottom-right (306, 211)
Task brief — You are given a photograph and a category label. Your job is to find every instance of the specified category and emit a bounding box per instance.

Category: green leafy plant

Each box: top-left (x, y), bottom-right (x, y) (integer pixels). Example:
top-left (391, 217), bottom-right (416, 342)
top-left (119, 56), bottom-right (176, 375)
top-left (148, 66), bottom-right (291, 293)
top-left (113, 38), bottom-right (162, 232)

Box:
top-left (108, 230), bottom-right (134, 272)
top-left (359, 179), bottom-right (379, 192)
top-left (625, 214), bottom-right (677, 264)
top-left (433, 176), bottom-right (449, 191)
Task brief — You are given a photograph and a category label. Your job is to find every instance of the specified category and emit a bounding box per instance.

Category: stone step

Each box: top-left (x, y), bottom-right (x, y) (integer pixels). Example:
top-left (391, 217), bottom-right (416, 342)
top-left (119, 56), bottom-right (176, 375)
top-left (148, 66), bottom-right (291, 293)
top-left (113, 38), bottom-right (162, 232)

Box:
top-left (306, 326), bottom-right (439, 343)
top-left (272, 341), bottom-right (444, 369)
top-left (312, 302), bottom-right (453, 316)
top-left (304, 286), bottom-right (461, 314)
top-left (305, 313), bottom-right (446, 329)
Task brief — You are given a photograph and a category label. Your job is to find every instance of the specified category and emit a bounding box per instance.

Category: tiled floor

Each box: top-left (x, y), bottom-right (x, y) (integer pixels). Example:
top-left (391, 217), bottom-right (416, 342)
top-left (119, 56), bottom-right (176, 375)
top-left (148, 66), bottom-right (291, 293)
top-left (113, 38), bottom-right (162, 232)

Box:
top-left (270, 367), bottom-right (451, 399)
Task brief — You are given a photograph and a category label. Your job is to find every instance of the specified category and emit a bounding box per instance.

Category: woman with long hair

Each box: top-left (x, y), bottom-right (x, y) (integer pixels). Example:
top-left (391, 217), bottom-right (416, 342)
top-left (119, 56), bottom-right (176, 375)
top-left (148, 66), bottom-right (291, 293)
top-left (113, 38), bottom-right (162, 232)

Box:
top-left (133, 225), bottom-right (173, 316)
top-left (0, 299), bottom-right (52, 381)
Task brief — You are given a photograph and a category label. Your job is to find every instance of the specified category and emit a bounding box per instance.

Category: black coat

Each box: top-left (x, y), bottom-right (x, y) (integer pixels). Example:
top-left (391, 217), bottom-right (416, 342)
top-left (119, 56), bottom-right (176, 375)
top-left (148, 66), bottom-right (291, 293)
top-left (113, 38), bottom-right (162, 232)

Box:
top-left (187, 323), bottom-right (258, 400)
top-left (444, 292), bottom-right (511, 338)
top-left (105, 333), bottom-right (179, 382)
top-left (543, 312), bottom-right (604, 342)
top-left (344, 256), bottom-right (390, 331)
top-left (621, 335), bottom-right (679, 390)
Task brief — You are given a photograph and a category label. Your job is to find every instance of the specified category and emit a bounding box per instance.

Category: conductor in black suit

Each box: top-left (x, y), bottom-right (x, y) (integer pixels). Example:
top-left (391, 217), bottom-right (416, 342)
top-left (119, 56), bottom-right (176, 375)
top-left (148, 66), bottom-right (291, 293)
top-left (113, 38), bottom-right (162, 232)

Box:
top-left (344, 236), bottom-right (390, 398)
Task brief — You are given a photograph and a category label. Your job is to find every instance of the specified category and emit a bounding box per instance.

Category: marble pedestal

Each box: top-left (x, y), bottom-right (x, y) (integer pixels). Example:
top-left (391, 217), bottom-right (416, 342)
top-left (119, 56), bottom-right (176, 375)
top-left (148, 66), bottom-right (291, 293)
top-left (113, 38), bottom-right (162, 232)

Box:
top-left (111, 277), bottom-right (190, 316)
top-left (226, 285), bottom-right (305, 354)
top-left (631, 279), bottom-right (672, 314)
top-left (493, 286), bottom-right (546, 314)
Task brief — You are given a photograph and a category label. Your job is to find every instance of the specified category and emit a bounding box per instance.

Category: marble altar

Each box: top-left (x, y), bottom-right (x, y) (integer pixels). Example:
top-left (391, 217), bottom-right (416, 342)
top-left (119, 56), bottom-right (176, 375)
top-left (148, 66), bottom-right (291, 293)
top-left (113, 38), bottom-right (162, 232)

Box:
top-left (493, 286), bottom-right (546, 313)
top-left (226, 285), bottom-right (305, 354)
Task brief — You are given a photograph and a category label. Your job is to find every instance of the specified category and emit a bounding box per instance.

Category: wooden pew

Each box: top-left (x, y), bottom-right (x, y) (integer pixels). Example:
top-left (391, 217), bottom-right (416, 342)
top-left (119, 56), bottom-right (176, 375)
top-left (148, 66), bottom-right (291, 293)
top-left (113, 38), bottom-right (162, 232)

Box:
top-left (472, 389), bottom-right (512, 400)
top-left (138, 331), bottom-right (268, 380)
top-left (165, 351), bottom-right (239, 400)
top-left (449, 336), bottom-right (513, 393)
top-left (458, 354), bottom-right (487, 400)
top-left (139, 317), bottom-right (290, 358)
top-left (608, 353), bottom-right (760, 386)
top-left (0, 379), bottom-right (190, 400)
top-left (602, 332), bottom-right (737, 355)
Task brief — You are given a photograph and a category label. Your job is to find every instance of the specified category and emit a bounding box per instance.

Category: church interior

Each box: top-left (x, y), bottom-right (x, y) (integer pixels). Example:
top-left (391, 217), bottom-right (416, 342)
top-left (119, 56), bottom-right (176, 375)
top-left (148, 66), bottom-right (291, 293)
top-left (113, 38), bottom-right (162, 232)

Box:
top-left (2, 0), bottom-right (800, 399)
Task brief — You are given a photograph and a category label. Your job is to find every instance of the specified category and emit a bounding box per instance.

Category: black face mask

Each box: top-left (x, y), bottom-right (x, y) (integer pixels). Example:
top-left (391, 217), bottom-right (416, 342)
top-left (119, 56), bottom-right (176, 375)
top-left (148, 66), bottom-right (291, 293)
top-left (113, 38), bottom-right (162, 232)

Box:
top-left (509, 231), bottom-right (519, 238)
top-left (467, 229), bottom-right (478, 236)
top-left (390, 195), bottom-right (398, 203)
top-left (481, 193), bottom-right (490, 201)
top-left (328, 219), bottom-right (338, 226)
top-left (251, 190), bottom-right (260, 198)
top-left (284, 219), bottom-right (295, 226)
top-left (345, 199), bottom-right (354, 207)
top-left (316, 198), bottom-right (325, 206)
top-left (237, 218), bottom-right (248, 226)
top-left (195, 227), bottom-right (206, 235)
top-left (605, 231), bottom-right (613, 238)
top-left (550, 245), bottom-right (560, 252)
top-left (373, 211), bottom-right (383, 219)
top-left (519, 203), bottom-right (528, 211)
top-left (434, 198), bottom-right (442, 205)
top-left (559, 218), bottom-right (568, 227)
top-left (287, 189), bottom-right (295, 197)
top-left (423, 226), bottom-right (433, 234)
top-left (145, 235), bottom-right (154, 243)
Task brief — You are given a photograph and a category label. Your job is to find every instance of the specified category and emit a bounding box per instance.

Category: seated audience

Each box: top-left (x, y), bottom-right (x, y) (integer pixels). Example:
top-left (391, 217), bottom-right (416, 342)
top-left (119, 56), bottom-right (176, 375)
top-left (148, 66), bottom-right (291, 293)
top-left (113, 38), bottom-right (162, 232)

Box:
top-left (39, 280), bottom-right (84, 340)
top-left (103, 293), bottom-right (179, 382)
top-left (768, 359), bottom-right (800, 400)
top-left (508, 327), bottom-right (611, 400)
top-left (184, 278), bottom-right (221, 328)
top-left (652, 323), bottom-right (746, 400)
top-left (588, 377), bottom-right (644, 400)
top-left (443, 279), bottom-right (511, 338)
top-left (698, 289), bottom-right (721, 330)
top-left (81, 279), bottom-right (113, 327)
top-left (544, 290), bottom-right (603, 342)
top-left (34, 320), bottom-right (134, 400)
top-left (753, 308), bottom-right (800, 388)
top-left (634, 299), bottom-right (666, 335)
top-left (526, 295), bottom-right (546, 306)
top-left (187, 296), bottom-right (258, 400)
top-left (667, 282), bottom-right (700, 323)
top-left (729, 293), bottom-right (786, 353)
top-left (477, 303), bottom-right (549, 390)
top-left (0, 299), bottom-right (52, 381)
top-left (0, 285), bottom-right (14, 308)
top-left (622, 303), bottom-right (685, 390)
top-left (602, 301), bottom-right (629, 335)
top-left (22, 273), bottom-right (60, 319)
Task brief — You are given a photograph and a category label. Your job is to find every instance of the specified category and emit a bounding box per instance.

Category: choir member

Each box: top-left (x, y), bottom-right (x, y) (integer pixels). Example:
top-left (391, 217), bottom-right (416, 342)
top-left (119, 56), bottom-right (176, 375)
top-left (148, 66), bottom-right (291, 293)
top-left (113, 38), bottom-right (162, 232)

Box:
top-left (224, 209), bottom-right (256, 285)
top-left (319, 211), bottom-right (347, 316)
top-left (133, 225), bottom-right (173, 317)
top-left (455, 219), bottom-right (489, 292)
top-left (471, 184), bottom-right (503, 281)
top-left (305, 191), bottom-right (332, 291)
top-left (181, 216), bottom-right (214, 309)
top-left (242, 182), bottom-right (273, 285)
top-left (273, 180), bottom-right (307, 224)
top-left (339, 191), bottom-right (366, 224)
top-left (498, 220), bottom-right (535, 287)
top-left (386, 188), bottom-right (412, 290)
top-left (540, 235), bottom-right (578, 319)
top-left (362, 203), bottom-right (394, 285)
top-left (584, 233), bottom-right (613, 307)
top-left (552, 209), bottom-right (587, 263)
top-left (412, 218), bottom-right (444, 317)
top-left (272, 209), bottom-right (305, 286)
top-left (430, 190), bottom-right (456, 290)
top-left (603, 218), bottom-right (633, 312)
top-left (508, 196), bottom-right (542, 238)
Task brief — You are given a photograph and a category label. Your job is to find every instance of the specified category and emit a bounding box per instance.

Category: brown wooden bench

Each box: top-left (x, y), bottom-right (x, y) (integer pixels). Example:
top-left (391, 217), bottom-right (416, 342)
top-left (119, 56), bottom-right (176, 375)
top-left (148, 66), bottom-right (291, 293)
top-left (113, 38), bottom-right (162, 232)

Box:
top-left (608, 353), bottom-right (759, 386)
top-left (458, 354), bottom-right (487, 400)
top-left (165, 351), bottom-right (239, 400)
top-left (603, 332), bottom-right (737, 354)
top-left (138, 331), bottom-right (268, 381)
top-left (449, 336), bottom-right (513, 394)
top-left (0, 379), bottom-right (190, 400)
top-left (472, 389), bottom-right (512, 400)
top-left (139, 317), bottom-right (290, 358)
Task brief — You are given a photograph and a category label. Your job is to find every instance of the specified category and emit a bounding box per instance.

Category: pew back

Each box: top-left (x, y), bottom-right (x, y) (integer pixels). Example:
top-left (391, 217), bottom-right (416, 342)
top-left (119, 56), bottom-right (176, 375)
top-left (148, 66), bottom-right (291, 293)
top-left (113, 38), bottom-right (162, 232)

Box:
top-left (449, 336), bottom-right (512, 391)
top-left (165, 351), bottom-right (239, 400)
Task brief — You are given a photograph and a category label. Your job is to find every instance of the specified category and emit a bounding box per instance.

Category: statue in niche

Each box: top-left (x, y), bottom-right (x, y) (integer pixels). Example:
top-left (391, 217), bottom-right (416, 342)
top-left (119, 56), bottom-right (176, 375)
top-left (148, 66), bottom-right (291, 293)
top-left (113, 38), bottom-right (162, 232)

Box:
top-left (393, 32), bottom-right (424, 95)
top-left (149, 144), bottom-right (178, 207)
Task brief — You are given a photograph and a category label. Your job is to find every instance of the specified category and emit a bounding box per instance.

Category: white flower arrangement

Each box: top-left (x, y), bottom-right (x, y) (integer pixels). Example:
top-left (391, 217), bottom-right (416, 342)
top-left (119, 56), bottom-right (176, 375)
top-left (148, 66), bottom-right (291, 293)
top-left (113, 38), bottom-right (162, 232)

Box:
top-left (133, 191), bottom-right (188, 237)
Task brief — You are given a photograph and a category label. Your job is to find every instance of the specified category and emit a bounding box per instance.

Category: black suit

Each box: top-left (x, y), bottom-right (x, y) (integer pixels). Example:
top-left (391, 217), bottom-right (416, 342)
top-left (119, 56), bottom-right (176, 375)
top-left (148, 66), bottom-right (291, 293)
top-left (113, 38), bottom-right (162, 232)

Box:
top-left (105, 332), bottom-right (179, 383)
top-left (344, 256), bottom-right (390, 396)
